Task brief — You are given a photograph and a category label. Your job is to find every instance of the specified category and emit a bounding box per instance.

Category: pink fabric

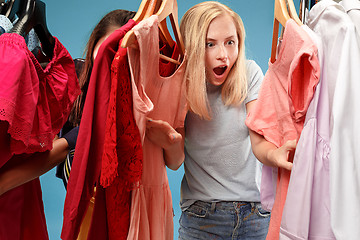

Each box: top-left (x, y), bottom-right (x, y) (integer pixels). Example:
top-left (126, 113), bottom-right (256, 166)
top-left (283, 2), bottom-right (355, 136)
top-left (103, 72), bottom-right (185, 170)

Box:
top-left (0, 33), bottom-right (79, 240)
top-left (61, 20), bottom-right (136, 240)
top-left (245, 19), bottom-right (320, 240)
top-left (127, 15), bottom-right (187, 240)
top-left (0, 33), bottom-right (80, 162)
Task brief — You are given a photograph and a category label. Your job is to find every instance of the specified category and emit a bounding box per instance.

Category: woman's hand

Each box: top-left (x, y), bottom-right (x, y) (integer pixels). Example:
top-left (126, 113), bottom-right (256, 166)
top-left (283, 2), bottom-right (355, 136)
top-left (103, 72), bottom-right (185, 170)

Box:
top-left (145, 117), bottom-right (185, 170)
top-left (146, 118), bottom-right (182, 149)
top-left (267, 139), bottom-right (296, 171)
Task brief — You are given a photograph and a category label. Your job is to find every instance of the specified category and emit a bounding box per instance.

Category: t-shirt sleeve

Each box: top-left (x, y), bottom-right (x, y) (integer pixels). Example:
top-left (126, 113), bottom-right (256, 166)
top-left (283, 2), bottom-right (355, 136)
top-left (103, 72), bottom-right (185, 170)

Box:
top-left (245, 60), bottom-right (264, 104)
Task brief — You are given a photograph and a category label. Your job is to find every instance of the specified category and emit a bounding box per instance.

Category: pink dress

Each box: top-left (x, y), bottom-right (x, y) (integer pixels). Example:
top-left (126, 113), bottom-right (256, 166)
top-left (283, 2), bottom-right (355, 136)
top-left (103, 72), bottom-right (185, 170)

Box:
top-left (127, 15), bottom-right (187, 240)
top-left (245, 19), bottom-right (320, 239)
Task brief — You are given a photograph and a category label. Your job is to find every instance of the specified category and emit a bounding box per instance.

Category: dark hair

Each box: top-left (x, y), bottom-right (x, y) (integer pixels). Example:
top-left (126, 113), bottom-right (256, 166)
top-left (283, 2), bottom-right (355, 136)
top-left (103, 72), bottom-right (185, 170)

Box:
top-left (68, 9), bottom-right (136, 126)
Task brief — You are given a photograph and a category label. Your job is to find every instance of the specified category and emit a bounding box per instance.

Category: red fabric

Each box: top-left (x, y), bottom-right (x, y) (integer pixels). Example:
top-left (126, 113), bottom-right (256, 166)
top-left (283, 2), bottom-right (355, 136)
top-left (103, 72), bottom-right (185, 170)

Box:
top-left (61, 20), bottom-right (136, 240)
top-left (0, 33), bottom-right (79, 240)
top-left (102, 39), bottom-right (180, 240)
top-left (0, 33), bottom-right (80, 161)
top-left (245, 20), bottom-right (320, 239)
top-left (100, 44), bottom-right (142, 188)
top-left (101, 43), bottom-right (143, 240)
top-left (0, 179), bottom-right (48, 240)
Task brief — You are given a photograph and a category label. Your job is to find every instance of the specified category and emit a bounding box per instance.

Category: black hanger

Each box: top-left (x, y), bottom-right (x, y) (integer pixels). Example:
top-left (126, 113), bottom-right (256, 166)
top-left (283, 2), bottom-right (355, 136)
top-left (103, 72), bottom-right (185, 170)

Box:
top-left (310, 0), bottom-right (316, 8)
top-left (9, 0), bottom-right (55, 59)
top-left (4, 0), bottom-right (22, 22)
top-left (0, 0), bottom-right (8, 15)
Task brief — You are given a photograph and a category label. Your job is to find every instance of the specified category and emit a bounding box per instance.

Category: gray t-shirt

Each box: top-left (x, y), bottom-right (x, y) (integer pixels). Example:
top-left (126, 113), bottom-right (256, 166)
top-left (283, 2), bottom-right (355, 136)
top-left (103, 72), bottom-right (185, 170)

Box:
top-left (180, 60), bottom-right (264, 210)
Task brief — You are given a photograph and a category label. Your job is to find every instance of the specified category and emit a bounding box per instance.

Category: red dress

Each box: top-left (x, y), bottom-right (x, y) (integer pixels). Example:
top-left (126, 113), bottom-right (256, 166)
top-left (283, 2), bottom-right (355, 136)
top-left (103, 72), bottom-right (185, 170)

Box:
top-left (61, 20), bottom-right (136, 240)
top-left (0, 33), bottom-right (80, 240)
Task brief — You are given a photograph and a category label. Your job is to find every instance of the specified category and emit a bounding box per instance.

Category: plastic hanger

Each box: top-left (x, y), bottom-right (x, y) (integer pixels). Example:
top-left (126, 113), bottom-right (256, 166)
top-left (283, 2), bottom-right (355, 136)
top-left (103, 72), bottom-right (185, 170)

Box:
top-left (121, 0), bottom-right (184, 65)
top-left (9, 0), bottom-right (55, 59)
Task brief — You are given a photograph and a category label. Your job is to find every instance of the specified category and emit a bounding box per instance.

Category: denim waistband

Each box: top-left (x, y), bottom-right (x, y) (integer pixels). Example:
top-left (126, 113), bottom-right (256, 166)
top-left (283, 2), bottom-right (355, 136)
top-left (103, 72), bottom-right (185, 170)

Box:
top-left (195, 200), bottom-right (260, 212)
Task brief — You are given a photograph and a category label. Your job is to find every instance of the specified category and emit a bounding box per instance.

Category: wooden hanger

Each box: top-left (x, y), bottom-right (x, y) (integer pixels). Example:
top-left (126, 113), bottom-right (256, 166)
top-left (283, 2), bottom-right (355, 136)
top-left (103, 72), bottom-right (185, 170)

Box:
top-left (157, 0), bottom-right (184, 54)
top-left (270, 0), bottom-right (302, 63)
top-left (121, 0), bottom-right (184, 65)
top-left (132, 0), bottom-right (154, 22)
top-left (122, 0), bottom-right (155, 49)
top-left (154, 0), bottom-right (175, 49)
top-left (286, 0), bottom-right (303, 26)
top-left (271, 0), bottom-right (290, 63)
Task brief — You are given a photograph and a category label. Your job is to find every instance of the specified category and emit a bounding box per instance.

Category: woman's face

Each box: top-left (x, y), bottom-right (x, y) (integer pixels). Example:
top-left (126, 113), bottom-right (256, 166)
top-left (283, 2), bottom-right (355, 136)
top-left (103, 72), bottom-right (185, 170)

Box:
top-left (205, 14), bottom-right (239, 86)
top-left (93, 26), bottom-right (120, 60)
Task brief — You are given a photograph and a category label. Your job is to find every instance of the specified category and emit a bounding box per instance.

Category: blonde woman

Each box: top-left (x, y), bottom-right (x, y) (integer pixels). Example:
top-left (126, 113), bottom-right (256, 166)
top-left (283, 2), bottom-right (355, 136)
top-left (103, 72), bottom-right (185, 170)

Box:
top-left (146, 1), bottom-right (296, 239)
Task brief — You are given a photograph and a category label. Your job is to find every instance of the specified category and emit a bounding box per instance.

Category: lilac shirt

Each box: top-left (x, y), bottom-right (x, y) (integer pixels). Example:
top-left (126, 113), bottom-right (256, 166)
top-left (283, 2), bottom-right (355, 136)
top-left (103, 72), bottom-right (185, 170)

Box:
top-left (280, 25), bottom-right (335, 240)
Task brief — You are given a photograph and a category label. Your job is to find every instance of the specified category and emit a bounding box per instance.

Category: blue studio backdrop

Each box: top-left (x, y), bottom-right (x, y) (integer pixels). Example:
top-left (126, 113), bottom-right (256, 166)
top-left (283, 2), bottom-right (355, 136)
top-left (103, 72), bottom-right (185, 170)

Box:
top-left (39, 0), bottom-right (300, 239)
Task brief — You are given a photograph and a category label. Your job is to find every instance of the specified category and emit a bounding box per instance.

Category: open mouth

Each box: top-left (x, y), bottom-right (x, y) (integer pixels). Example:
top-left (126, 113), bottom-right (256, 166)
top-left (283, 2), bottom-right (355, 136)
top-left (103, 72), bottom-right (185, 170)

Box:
top-left (213, 66), bottom-right (227, 76)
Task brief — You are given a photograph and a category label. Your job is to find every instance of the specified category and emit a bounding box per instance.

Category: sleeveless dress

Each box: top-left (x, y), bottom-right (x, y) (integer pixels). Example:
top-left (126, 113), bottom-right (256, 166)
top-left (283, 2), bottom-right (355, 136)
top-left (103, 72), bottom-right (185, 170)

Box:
top-left (127, 15), bottom-right (187, 240)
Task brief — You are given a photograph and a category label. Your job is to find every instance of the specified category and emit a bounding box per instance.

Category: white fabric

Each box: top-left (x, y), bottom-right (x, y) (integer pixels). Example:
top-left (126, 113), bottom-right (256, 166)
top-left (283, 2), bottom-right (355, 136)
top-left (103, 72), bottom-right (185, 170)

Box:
top-left (0, 15), bottom-right (13, 32)
top-left (341, 0), bottom-right (360, 36)
top-left (307, 1), bottom-right (360, 239)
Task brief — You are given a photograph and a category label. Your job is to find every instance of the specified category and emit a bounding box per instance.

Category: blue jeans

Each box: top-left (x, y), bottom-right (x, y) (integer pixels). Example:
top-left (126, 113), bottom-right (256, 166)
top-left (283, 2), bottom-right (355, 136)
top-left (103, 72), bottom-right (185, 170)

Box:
top-left (179, 201), bottom-right (270, 240)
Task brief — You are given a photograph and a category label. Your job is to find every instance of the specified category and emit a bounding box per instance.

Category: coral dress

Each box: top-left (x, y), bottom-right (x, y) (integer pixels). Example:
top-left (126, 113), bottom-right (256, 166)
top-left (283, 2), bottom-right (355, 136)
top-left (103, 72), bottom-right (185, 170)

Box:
top-left (245, 19), bottom-right (320, 239)
top-left (127, 15), bottom-right (187, 240)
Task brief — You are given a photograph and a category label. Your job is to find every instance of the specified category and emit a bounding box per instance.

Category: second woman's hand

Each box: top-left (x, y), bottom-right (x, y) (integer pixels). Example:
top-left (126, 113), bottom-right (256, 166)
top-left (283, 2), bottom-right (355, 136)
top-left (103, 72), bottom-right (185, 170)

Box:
top-left (145, 118), bottom-right (182, 149)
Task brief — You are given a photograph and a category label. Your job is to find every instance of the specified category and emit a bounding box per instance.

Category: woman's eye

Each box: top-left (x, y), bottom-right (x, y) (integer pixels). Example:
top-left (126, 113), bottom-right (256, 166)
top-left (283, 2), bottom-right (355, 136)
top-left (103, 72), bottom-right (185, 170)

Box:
top-left (206, 42), bottom-right (214, 48)
top-left (227, 40), bottom-right (235, 45)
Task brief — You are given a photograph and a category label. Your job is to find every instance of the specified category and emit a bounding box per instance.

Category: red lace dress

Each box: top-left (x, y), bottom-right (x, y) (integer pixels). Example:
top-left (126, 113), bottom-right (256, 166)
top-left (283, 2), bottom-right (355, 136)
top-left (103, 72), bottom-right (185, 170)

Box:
top-left (127, 15), bottom-right (187, 240)
top-left (101, 42), bottom-right (143, 240)
top-left (0, 33), bottom-right (80, 240)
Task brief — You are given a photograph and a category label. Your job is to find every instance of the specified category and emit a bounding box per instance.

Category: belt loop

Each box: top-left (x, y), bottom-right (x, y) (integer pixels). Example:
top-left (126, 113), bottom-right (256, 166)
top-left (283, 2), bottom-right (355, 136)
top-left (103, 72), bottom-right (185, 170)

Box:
top-left (210, 202), bottom-right (216, 213)
top-left (250, 202), bottom-right (255, 212)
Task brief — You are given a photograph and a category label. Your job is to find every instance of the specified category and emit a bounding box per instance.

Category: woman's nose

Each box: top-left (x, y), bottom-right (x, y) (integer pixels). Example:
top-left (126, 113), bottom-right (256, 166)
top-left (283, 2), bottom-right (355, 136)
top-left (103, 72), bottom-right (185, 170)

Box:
top-left (216, 45), bottom-right (227, 60)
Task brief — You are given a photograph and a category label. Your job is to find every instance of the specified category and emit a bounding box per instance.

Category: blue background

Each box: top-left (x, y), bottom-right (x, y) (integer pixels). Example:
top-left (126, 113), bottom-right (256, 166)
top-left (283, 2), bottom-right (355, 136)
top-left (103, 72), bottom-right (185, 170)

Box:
top-left (38, 0), bottom-right (300, 239)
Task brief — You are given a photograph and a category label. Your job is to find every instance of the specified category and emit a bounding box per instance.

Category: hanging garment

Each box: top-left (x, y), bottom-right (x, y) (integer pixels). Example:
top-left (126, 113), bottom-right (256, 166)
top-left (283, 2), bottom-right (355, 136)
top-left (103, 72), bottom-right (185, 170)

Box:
top-left (61, 19), bottom-right (136, 240)
top-left (280, 26), bottom-right (335, 240)
top-left (0, 179), bottom-right (48, 240)
top-left (245, 19), bottom-right (320, 240)
top-left (341, 0), bottom-right (360, 35)
top-left (102, 32), bottom-right (180, 240)
top-left (0, 14), bottom-right (12, 34)
top-left (0, 33), bottom-right (79, 240)
top-left (55, 58), bottom-right (85, 189)
top-left (101, 43), bottom-right (143, 240)
top-left (306, 1), bottom-right (360, 239)
top-left (127, 15), bottom-right (187, 240)
top-left (0, 33), bottom-right (80, 164)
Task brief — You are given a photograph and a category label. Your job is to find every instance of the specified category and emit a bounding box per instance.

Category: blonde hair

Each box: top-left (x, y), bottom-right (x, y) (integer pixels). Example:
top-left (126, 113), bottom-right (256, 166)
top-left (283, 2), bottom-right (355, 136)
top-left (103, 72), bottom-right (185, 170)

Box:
top-left (180, 1), bottom-right (248, 120)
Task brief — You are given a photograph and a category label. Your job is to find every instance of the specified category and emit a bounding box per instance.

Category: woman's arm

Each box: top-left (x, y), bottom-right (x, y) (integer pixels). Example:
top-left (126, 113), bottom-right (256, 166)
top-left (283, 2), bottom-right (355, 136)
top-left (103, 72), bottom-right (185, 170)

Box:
top-left (246, 100), bottom-right (295, 171)
top-left (0, 138), bottom-right (69, 196)
top-left (145, 118), bottom-right (185, 170)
